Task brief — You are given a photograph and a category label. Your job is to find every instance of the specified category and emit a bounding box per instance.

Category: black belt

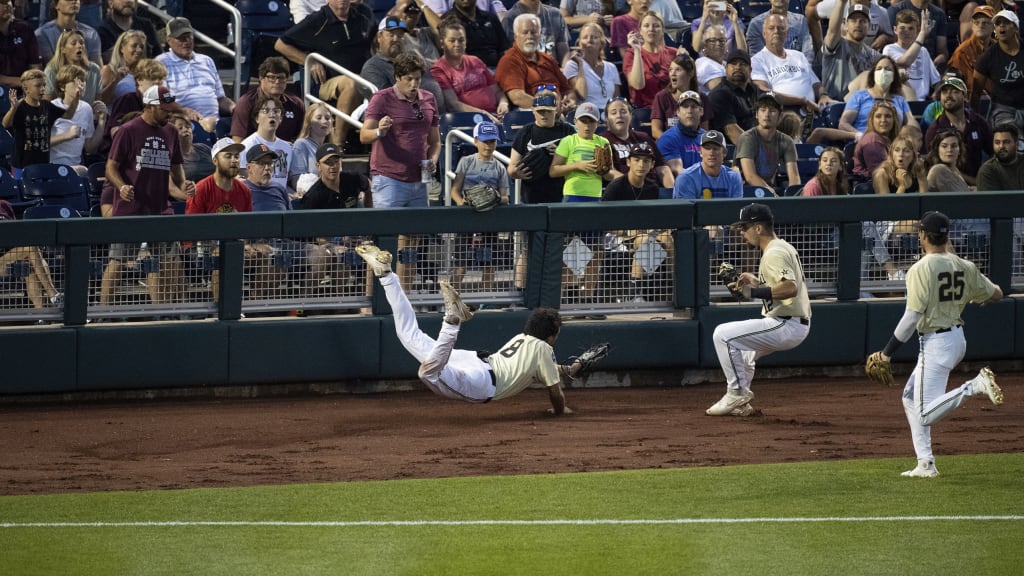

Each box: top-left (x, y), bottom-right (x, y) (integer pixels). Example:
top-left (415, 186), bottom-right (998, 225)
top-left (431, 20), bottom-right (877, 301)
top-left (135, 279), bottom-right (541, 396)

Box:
top-left (482, 370), bottom-right (496, 404)
top-left (779, 316), bottom-right (810, 325)
top-left (920, 325), bottom-right (961, 336)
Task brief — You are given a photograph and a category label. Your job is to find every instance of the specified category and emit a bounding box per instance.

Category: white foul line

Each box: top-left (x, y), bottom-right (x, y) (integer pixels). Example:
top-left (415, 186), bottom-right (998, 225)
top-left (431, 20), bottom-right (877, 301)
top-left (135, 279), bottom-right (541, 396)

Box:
top-left (2, 516), bottom-right (1023, 528)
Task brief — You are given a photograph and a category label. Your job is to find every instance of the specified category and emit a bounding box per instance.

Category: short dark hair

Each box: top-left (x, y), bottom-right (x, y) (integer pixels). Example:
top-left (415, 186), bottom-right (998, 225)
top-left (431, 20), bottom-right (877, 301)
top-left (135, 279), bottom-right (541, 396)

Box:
top-left (258, 56), bottom-right (290, 78)
top-left (992, 123), bottom-right (1020, 142)
top-left (393, 52), bottom-right (425, 78)
top-left (524, 308), bottom-right (561, 341)
top-left (923, 230), bottom-right (949, 246)
top-left (252, 94), bottom-right (282, 123)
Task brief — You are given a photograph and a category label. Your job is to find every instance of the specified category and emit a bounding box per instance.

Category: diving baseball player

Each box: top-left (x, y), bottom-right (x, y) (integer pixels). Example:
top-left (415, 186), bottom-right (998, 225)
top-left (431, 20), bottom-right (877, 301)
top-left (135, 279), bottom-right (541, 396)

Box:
top-left (356, 243), bottom-right (583, 414)
top-left (707, 203), bottom-right (812, 417)
top-left (866, 211), bottom-right (1003, 478)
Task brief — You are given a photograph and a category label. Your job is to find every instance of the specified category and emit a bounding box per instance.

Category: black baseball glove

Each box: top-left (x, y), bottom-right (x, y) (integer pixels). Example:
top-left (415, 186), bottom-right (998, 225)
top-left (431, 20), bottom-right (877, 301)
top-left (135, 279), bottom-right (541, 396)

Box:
top-left (568, 342), bottom-right (611, 378)
top-left (518, 147), bottom-right (554, 181)
top-left (718, 262), bottom-right (745, 300)
top-left (462, 183), bottom-right (501, 212)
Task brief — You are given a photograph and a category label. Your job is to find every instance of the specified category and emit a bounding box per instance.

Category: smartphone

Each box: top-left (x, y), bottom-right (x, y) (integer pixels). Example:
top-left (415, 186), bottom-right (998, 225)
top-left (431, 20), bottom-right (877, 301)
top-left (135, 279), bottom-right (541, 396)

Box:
top-left (709, 2), bottom-right (726, 10)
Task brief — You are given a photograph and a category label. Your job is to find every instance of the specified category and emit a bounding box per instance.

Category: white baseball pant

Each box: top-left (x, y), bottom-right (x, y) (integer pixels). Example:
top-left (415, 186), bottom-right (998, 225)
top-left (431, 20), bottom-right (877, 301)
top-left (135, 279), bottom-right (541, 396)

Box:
top-left (713, 317), bottom-right (810, 393)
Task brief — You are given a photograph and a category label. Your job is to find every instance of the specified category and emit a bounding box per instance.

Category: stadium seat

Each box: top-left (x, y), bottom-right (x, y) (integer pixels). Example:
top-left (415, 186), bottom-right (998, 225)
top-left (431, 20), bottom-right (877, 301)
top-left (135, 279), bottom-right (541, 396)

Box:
top-left (20, 163), bottom-right (90, 212)
top-left (631, 107), bottom-right (653, 132)
top-left (235, 0), bottom-right (295, 81)
top-left (442, 112), bottom-right (489, 137)
top-left (743, 185), bottom-right (777, 198)
top-left (0, 85), bottom-right (10, 120)
top-left (0, 168), bottom-right (37, 214)
top-left (852, 181), bottom-right (874, 195)
top-left (797, 159), bottom-right (819, 180)
top-left (795, 143), bottom-right (823, 161)
top-left (783, 184), bottom-right (804, 196)
top-left (86, 162), bottom-right (107, 207)
top-left (22, 204), bottom-right (83, 219)
top-left (0, 127), bottom-right (13, 170)
top-left (501, 110), bottom-right (535, 142)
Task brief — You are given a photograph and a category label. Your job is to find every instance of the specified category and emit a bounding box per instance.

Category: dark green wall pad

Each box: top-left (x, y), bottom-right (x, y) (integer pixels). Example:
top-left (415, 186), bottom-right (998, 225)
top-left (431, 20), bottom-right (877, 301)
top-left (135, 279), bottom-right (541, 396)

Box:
top-left (228, 317), bottom-right (381, 384)
top-left (0, 328), bottom-right (77, 393)
top-left (77, 323), bottom-right (230, 390)
top-left (557, 318), bottom-right (698, 369)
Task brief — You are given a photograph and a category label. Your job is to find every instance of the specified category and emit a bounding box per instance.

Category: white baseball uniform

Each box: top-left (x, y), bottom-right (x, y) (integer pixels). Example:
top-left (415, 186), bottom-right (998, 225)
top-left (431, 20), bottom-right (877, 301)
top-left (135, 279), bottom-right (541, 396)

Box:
top-left (379, 274), bottom-right (561, 403)
top-left (713, 237), bottom-right (811, 394)
top-left (898, 251), bottom-right (999, 464)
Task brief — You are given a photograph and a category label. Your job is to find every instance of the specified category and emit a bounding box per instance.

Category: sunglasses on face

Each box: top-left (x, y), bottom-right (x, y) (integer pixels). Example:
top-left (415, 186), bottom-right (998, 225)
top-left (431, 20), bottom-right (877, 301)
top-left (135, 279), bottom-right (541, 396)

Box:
top-left (411, 101), bottom-right (424, 121)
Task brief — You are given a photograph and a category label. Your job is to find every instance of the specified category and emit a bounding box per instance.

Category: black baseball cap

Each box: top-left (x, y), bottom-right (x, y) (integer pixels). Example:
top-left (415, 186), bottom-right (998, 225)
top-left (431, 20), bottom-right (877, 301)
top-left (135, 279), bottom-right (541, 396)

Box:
top-left (316, 143), bottom-right (343, 162)
top-left (725, 49), bottom-right (751, 65)
top-left (920, 211), bottom-right (950, 234)
top-left (628, 142), bottom-right (654, 157)
top-left (246, 144), bottom-right (279, 164)
top-left (757, 92), bottom-right (783, 110)
top-left (732, 203), bottom-right (774, 228)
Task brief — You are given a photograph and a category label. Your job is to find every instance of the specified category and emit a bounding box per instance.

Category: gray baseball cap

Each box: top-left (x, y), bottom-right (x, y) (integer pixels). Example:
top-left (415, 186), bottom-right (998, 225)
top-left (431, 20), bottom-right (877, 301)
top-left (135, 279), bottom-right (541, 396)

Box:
top-left (700, 130), bottom-right (726, 148)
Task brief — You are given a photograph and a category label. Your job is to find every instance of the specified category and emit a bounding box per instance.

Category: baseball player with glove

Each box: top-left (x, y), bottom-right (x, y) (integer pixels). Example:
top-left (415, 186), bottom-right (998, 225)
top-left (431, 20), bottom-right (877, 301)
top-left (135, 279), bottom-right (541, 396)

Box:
top-left (707, 203), bottom-right (811, 417)
top-left (356, 243), bottom-right (609, 415)
top-left (865, 211), bottom-right (1003, 478)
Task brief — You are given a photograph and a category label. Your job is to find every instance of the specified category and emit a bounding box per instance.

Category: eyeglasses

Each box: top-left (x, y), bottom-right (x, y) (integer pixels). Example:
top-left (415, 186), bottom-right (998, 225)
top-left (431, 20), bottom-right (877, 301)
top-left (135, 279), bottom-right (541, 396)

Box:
top-left (250, 160), bottom-right (275, 168)
top-left (263, 73), bottom-right (288, 83)
top-left (534, 84), bottom-right (558, 94)
top-left (259, 108), bottom-right (282, 116)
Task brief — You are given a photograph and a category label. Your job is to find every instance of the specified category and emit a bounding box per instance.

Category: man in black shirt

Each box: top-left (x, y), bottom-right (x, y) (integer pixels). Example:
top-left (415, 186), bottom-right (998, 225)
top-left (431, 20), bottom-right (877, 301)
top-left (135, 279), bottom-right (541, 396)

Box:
top-left (98, 0), bottom-right (161, 60)
top-left (300, 143), bottom-right (372, 290)
top-left (436, 0), bottom-right (509, 67)
top-left (275, 0), bottom-right (376, 146)
top-left (708, 49), bottom-right (763, 145)
top-left (602, 142), bottom-right (660, 201)
top-left (301, 143), bottom-right (371, 209)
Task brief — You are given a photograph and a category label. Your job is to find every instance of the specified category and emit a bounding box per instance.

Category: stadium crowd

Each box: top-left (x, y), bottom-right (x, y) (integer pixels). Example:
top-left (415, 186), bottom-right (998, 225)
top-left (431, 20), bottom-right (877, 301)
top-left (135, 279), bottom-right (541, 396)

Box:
top-left (2, 0), bottom-right (1023, 313)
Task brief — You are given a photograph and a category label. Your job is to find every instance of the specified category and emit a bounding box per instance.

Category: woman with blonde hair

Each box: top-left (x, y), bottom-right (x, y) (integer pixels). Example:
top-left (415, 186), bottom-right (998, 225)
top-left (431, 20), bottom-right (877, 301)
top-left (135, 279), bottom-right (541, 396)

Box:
top-left (44, 29), bottom-right (102, 102)
top-left (624, 11), bottom-right (677, 109)
top-left (873, 136), bottom-right (928, 194)
top-left (801, 147), bottom-right (849, 196)
top-left (101, 58), bottom-right (167, 154)
top-left (563, 22), bottom-right (621, 110)
top-left (289, 101), bottom-right (334, 191)
top-left (99, 30), bottom-right (147, 105)
top-left (853, 99), bottom-right (900, 179)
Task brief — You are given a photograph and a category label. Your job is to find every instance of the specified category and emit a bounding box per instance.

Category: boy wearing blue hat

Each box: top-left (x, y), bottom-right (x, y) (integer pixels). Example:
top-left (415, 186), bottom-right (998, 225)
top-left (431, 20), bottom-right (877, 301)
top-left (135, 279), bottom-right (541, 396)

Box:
top-left (450, 120), bottom-right (510, 291)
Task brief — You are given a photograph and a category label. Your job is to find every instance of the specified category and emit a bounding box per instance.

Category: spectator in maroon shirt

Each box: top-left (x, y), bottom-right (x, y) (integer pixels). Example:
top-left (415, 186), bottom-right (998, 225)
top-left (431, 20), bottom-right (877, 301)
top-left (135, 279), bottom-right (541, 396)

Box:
top-left (0, 0), bottom-right (41, 89)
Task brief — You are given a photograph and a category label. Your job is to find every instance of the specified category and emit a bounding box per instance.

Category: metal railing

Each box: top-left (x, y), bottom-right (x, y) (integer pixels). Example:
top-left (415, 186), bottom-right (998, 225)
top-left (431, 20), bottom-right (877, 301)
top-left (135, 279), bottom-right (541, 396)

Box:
top-left (138, 0), bottom-right (243, 102)
top-left (302, 53), bottom-right (378, 131)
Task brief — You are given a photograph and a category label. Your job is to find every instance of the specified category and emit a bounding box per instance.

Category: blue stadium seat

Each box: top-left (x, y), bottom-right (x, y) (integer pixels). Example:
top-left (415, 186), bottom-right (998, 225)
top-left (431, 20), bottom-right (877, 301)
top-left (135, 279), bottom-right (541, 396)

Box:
top-left (631, 107), bottom-right (653, 132)
top-left (0, 168), bottom-right (37, 214)
top-left (743, 185), bottom-right (777, 198)
top-left (795, 143), bottom-right (824, 160)
top-left (0, 127), bottom-right (13, 170)
top-left (20, 163), bottom-right (90, 212)
top-left (235, 0), bottom-right (295, 81)
top-left (0, 85), bottom-right (10, 120)
top-left (852, 181), bottom-right (874, 195)
top-left (908, 99), bottom-right (928, 119)
top-left (86, 162), bottom-right (107, 207)
top-left (442, 112), bottom-right (490, 137)
top-left (797, 159), bottom-right (819, 180)
top-left (501, 110), bottom-right (536, 142)
top-left (783, 184), bottom-right (804, 196)
top-left (22, 204), bottom-right (84, 219)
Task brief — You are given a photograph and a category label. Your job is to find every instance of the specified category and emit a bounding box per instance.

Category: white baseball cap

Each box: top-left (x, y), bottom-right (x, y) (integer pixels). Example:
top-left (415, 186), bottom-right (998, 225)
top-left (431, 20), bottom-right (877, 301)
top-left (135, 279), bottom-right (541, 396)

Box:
top-left (211, 137), bottom-right (245, 159)
top-left (994, 9), bottom-right (1019, 28)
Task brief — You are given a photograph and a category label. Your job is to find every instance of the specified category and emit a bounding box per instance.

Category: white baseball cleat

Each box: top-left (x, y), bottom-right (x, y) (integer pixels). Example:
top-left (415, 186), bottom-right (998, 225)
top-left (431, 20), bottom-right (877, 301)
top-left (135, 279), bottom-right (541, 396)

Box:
top-left (706, 390), bottom-right (755, 416)
top-left (729, 403), bottom-right (759, 417)
top-left (901, 461), bottom-right (939, 478)
top-left (972, 367), bottom-right (1003, 406)
top-left (355, 244), bottom-right (393, 277)
top-left (439, 280), bottom-right (473, 324)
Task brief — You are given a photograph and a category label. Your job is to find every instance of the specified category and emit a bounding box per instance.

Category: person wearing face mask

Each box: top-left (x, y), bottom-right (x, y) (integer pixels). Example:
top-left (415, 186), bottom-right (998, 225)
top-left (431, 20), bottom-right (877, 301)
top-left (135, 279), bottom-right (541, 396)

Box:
top-left (657, 91), bottom-right (706, 177)
top-left (838, 55), bottom-right (919, 138)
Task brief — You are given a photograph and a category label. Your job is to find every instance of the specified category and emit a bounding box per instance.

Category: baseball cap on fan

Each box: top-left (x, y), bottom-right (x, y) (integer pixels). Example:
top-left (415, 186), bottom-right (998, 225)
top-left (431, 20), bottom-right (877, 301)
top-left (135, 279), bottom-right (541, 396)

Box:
top-left (166, 17), bottom-right (194, 39)
top-left (211, 137), bottom-right (245, 159)
top-left (473, 121), bottom-right (500, 141)
top-left (920, 211), bottom-right (950, 234)
top-left (142, 85), bottom-right (183, 111)
top-left (994, 9), bottom-right (1020, 28)
top-left (732, 203), bottom-right (774, 228)
top-left (246, 143), bottom-right (279, 163)
top-left (848, 4), bottom-right (870, 19)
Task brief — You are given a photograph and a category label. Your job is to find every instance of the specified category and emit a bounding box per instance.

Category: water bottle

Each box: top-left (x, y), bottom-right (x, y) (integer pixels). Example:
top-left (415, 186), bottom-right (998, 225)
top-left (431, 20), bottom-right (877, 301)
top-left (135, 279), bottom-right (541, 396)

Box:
top-left (421, 159), bottom-right (432, 183)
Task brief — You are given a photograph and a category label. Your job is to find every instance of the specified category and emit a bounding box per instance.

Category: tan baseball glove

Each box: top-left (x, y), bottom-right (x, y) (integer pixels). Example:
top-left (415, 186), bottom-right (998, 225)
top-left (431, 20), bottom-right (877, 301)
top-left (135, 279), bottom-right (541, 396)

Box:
top-left (593, 144), bottom-right (612, 175)
top-left (865, 352), bottom-right (894, 386)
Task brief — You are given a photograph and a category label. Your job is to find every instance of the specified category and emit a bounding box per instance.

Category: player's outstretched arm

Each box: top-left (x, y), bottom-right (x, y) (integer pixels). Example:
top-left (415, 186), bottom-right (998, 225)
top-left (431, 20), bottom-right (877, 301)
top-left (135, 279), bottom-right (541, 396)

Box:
top-left (547, 383), bottom-right (572, 416)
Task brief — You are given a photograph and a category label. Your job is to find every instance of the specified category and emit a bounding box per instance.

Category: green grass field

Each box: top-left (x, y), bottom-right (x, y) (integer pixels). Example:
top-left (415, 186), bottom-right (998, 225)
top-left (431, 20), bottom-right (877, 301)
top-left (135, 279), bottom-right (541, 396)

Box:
top-left (3, 453), bottom-right (1022, 575)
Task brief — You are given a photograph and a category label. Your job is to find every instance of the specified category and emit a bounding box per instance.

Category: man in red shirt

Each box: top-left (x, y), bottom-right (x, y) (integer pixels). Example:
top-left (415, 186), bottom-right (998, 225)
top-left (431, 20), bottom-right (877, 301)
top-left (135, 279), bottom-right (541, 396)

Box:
top-left (188, 138), bottom-right (250, 214)
top-left (496, 13), bottom-right (572, 110)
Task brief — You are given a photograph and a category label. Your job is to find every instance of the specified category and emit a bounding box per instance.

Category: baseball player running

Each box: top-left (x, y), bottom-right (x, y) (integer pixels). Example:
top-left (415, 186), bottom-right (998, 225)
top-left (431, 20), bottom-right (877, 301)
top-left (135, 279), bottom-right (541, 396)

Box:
top-left (707, 203), bottom-right (812, 416)
top-left (356, 243), bottom-right (578, 414)
top-left (867, 211), bottom-right (1003, 478)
